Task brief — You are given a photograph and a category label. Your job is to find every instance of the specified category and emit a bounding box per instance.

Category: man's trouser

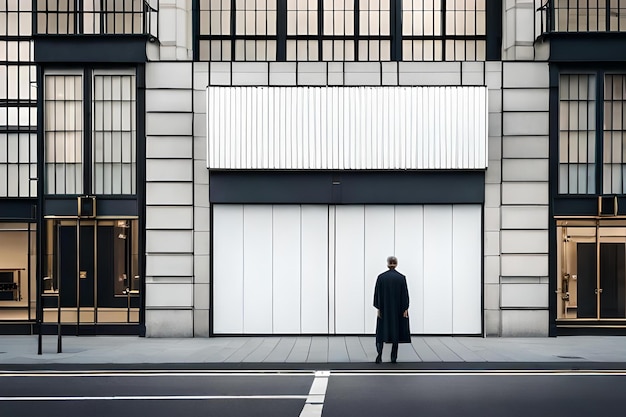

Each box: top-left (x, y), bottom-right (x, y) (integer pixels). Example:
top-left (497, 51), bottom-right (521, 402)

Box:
top-left (376, 342), bottom-right (398, 361)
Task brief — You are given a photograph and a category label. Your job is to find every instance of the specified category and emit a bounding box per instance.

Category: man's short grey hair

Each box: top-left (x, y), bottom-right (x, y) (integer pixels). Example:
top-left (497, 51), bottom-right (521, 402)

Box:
top-left (387, 256), bottom-right (398, 265)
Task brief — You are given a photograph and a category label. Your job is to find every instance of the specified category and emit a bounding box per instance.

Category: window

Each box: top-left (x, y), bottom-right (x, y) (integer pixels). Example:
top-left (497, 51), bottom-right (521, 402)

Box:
top-left (551, 0), bottom-right (626, 32)
top-left (0, 0), bottom-right (37, 197)
top-left (35, 0), bottom-right (157, 35)
top-left (559, 74), bottom-right (596, 194)
top-left (559, 73), bottom-right (626, 195)
top-left (603, 74), bottom-right (626, 194)
top-left (403, 0), bottom-right (486, 61)
top-left (198, 0), bottom-right (488, 61)
top-left (44, 73), bottom-right (83, 194)
top-left (44, 69), bottom-right (137, 196)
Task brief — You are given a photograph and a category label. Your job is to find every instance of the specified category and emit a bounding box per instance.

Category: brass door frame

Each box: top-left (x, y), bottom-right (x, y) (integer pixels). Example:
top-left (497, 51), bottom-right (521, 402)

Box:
top-left (557, 219), bottom-right (626, 321)
top-left (44, 216), bottom-right (139, 326)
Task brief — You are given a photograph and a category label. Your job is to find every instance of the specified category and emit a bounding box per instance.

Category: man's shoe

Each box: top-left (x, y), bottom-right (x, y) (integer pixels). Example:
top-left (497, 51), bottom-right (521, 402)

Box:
top-left (375, 354), bottom-right (382, 364)
top-left (391, 358), bottom-right (397, 363)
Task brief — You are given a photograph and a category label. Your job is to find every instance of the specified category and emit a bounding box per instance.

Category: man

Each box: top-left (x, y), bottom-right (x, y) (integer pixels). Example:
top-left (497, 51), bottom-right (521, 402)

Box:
top-left (373, 256), bottom-right (410, 364)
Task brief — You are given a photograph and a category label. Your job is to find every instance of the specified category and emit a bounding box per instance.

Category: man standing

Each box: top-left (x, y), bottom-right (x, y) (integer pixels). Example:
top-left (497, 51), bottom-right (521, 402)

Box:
top-left (373, 256), bottom-right (410, 363)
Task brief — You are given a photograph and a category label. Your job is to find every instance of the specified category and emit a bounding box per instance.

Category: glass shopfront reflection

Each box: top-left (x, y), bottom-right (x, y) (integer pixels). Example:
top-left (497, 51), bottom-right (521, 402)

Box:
top-left (43, 218), bottom-right (140, 325)
top-left (557, 219), bottom-right (626, 320)
top-left (0, 223), bottom-right (36, 322)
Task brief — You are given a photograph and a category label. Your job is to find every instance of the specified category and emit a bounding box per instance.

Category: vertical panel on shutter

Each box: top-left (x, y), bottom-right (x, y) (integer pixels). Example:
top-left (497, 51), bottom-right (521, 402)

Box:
top-left (301, 205), bottom-right (330, 333)
top-left (334, 205), bottom-right (366, 334)
top-left (243, 205), bottom-right (273, 333)
top-left (213, 205), bottom-right (244, 333)
top-left (394, 205), bottom-right (425, 334)
top-left (363, 206), bottom-right (395, 334)
top-left (272, 205), bottom-right (301, 333)
top-left (452, 205), bottom-right (482, 334)
top-left (423, 205), bottom-right (454, 334)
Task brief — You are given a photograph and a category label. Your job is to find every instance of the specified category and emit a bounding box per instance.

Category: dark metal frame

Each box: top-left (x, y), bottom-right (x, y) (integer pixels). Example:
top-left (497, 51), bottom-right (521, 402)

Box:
top-left (552, 65), bottom-right (626, 205)
top-left (549, 64), bottom-right (626, 336)
top-left (195, 0), bottom-right (501, 61)
top-left (35, 64), bottom-right (147, 339)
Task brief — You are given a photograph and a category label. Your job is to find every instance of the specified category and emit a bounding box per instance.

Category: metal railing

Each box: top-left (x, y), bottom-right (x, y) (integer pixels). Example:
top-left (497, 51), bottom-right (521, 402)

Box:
top-left (538, 0), bottom-right (626, 35)
top-left (35, 0), bottom-right (158, 38)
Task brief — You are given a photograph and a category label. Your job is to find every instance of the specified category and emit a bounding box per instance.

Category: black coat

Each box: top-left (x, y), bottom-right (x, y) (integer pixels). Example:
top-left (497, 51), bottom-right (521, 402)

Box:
top-left (374, 269), bottom-right (411, 344)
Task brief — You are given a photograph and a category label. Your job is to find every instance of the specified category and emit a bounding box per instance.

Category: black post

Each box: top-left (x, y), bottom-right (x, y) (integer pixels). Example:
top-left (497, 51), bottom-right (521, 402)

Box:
top-left (56, 221), bottom-right (62, 353)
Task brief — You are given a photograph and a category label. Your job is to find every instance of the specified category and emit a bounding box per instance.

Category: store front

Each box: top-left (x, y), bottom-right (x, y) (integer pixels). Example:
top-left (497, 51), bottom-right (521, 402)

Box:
top-left (207, 85), bottom-right (488, 336)
top-left (556, 218), bottom-right (626, 331)
top-left (40, 218), bottom-right (140, 334)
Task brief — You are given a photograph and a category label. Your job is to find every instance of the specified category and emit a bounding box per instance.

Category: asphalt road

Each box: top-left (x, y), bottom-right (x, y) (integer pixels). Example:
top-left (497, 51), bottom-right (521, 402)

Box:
top-left (1, 369), bottom-right (625, 417)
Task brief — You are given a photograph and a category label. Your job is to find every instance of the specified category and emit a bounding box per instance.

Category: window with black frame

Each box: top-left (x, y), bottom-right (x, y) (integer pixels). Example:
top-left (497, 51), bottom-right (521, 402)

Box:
top-left (0, 1), bottom-right (37, 198)
top-left (550, 0), bottom-right (626, 32)
top-left (559, 73), bottom-right (626, 195)
top-left (34, 0), bottom-right (157, 35)
top-left (44, 70), bottom-right (137, 196)
top-left (197, 0), bottom-right (487, 61)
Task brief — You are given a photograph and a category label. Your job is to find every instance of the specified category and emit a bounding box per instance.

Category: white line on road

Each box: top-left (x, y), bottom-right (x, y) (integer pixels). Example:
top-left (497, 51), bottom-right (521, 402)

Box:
top-left (0, 395), bottom-right (309, 401)
top-left (299, 370), bottom-right (330, 417)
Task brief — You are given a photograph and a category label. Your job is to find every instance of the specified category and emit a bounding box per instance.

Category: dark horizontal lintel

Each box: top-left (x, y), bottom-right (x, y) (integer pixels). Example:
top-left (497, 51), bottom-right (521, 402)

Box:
top-left (209, 170), bottom-right (485, 204)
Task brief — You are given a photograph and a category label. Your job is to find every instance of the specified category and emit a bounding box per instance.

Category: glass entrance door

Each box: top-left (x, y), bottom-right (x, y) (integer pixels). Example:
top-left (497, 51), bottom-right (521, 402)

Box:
top-left (43, 218), bottom-right (140, 326)
top-left (557, 220), bottom-right (626, 320)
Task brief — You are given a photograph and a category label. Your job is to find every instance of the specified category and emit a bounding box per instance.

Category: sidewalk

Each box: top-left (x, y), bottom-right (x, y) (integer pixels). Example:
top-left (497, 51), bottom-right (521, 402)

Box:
top-left (2, 335), bottom-right (626, 369)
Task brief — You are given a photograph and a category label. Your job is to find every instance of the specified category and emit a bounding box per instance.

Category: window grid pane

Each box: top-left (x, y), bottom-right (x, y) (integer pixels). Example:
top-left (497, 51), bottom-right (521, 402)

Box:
top-left (286, 0), bottom-right (319, 61)
top-left (44, 75), bottom-right (84, 195)
top-left (401, 0), bottom-right (486, 61)
top-left (198, 0), bottom-right (487, 61)
top-left (1, 1), bottom-right (36, 197)
top-left (559, 74), bottom-right (597, 194)
top-left (35, 0), bottom-right (156, 35)
top-left (603, 74), bottom-right (626, 194)
top-left (92, 74), bottom-right (136, 195)
top-left (552, 0), bottom-right (626, 32)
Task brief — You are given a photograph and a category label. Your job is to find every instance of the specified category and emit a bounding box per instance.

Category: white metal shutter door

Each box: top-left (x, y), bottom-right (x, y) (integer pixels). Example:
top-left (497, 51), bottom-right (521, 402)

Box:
top-left (213, 204), bottom-right (481, 335)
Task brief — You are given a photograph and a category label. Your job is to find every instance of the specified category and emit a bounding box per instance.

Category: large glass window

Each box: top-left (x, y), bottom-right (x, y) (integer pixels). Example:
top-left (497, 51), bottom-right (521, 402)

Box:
top-left (603, 74), bottom-right (626, 194)
top-left (44, 69), bottom-right (137, 196)
top-left (559, 74), bottom-right (597, 194)
top-left (198, 0), bottom-right (488, 61)
top-left (92, 73), bottom-right (137, 194)
top-left (559, 73), bottom-right (626, 195)
top-left (551, 0), bottom-right (626, 32)
top-left (35, 0), bottom-right (158, 36)
top-left (0, 222), bottom-right (36, 322)
top-left (44, 74), bottom-right (84, 194)
top-left (0, 0), bottom-right (37, 197)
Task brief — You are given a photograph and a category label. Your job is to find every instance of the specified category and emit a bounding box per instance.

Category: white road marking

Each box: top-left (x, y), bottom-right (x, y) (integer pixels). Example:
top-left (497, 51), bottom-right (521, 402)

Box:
top-left (0, 395), bottom-right (308, 401)
top-left (299, 370), bottom-right (330, 417)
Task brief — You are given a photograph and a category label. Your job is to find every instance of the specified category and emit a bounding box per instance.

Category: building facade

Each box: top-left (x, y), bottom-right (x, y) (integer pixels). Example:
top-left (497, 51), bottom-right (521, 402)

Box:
top-left (0, 1), bottom-right (623, 337)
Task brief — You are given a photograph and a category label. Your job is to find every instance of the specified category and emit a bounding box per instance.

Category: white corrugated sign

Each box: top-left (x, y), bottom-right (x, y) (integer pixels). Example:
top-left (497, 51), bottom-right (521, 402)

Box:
top-left (206, 86), bottom-right (487, 170)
